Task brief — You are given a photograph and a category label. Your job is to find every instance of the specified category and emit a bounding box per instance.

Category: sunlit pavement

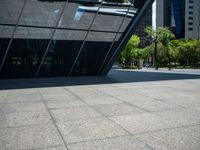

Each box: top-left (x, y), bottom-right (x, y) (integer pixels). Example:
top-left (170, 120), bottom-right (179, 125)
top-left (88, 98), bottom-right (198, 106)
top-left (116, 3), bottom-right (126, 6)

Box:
top-left (0, 69), bottom-right (200, 150)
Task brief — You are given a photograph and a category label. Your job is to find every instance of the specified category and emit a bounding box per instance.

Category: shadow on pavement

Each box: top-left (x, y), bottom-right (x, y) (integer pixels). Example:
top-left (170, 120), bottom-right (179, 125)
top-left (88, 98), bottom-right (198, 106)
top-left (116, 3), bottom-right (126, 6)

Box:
top-left (0, 69), bottom-right (200, 90)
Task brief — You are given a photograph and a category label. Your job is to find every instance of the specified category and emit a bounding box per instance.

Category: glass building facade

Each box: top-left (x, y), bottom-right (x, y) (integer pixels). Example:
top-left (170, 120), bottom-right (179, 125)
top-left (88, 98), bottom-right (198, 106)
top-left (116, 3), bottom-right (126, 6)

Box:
top-left (0, 0), bottom-right (152, 79)
top-left (171, 0), bottom-right (185, 38)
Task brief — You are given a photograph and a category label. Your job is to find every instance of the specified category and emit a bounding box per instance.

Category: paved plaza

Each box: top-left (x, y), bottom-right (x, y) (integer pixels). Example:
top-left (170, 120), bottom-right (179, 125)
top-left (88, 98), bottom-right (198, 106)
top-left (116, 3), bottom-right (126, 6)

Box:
top-left (0, 69), bottom-right (200, 150)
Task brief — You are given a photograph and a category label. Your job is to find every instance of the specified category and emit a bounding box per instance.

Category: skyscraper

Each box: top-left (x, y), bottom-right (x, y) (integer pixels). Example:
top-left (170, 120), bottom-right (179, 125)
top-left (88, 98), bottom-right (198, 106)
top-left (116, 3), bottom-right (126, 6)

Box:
top-left (156, 0), bottom-right (200, 39)
top-left (135, 6), bottom-right (152, 47)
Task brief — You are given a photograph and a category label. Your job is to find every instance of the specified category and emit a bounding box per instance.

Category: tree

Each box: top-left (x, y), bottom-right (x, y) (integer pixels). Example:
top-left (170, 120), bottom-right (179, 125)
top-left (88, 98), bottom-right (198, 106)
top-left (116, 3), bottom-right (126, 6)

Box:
top-left (176, 39), bottom-right (200, 67)
top-left (145, 26), bottom-right (175, 69)
top-left (118, 35), bottom-right (140, 68)
top-left (145, 26), bottom-right (159, 69)
top-left (157, 27), bottom-right (175, 70)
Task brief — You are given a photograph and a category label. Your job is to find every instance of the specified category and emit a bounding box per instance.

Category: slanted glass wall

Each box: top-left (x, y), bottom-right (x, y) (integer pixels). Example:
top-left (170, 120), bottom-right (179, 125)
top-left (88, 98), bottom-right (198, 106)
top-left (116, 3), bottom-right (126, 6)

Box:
top-left (0, 0), bottom-right (146, 79)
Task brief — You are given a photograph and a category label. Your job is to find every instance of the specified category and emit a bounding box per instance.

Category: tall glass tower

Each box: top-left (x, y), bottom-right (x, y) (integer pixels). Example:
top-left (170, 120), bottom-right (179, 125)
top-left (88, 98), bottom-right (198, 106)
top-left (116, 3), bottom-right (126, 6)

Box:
top-left (171, 0), bottom-right (185, 38)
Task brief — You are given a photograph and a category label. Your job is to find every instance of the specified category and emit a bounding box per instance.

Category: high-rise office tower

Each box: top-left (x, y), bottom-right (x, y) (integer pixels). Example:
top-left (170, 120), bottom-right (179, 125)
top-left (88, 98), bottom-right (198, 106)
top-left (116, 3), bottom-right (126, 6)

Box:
top-left (156, 0), bottom-right (200, 39)
top-left (135, 6), bottom-right (152, 47)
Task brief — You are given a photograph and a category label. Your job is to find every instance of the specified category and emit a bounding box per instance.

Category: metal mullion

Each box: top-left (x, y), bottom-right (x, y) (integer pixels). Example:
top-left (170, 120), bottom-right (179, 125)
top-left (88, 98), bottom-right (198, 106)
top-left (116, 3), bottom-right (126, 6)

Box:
top-left (97, 0), bottom-right (134, 75)
top-left (0, 23), bottom-right (123, 34)
top-left (34, 1), bottom-right (69, 78)
top-left (67, 1), bottom-right (104, 77)
top-left (101, 0), bottom-right (155, 75)
top-left (0, 0), bottom-right (28, 72)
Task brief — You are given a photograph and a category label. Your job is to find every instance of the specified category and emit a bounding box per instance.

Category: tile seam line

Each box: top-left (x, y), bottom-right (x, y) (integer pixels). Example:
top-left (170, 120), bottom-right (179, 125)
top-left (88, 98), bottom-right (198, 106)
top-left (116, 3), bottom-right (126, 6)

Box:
top-left (38, 90), bottom-right (70, 150)
top-left (13, 144), bottom-right (63, 150)
top-left (0, 122), bottom-right (55, 130)
top-left (90, 86), bottom-right (190, 114)
top-left (87, 86), bottom-right (154, 113)
top-left (67, 135), bottom-right (136, 146)
top-left (133, 123), bottom-right (200, 136)
top-left (63, 87), bottom-right (154, 150)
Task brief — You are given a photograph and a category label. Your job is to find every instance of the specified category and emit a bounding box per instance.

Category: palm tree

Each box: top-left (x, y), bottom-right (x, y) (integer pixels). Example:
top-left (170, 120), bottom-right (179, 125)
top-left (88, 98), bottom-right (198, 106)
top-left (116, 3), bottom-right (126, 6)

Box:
top-left (145, 26), bottom-right (159, 69)
top-left (145, 27), bottom-right (175, 70)
top-left (157, 27), bottom-right (175, 70)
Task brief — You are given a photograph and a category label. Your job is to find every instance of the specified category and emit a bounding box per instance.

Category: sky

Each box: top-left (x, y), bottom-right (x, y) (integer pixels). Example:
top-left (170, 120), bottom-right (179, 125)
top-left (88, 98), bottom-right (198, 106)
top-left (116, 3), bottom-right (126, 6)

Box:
top-left (152, 1), bottom-right (156, 30)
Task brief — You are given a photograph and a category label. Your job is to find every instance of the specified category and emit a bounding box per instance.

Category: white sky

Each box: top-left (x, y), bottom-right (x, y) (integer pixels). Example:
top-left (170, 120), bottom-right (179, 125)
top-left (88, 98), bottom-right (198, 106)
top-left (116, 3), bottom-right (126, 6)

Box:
top-left (152, 0), bottom-right (156, 30)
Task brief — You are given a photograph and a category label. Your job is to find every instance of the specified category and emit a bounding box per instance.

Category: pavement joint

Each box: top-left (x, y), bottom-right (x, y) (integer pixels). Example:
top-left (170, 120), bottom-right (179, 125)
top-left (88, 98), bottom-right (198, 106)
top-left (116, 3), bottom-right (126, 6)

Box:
top-left (133, 123), bottom-right (200, 136)
top-left (1, 69), bottom-right (200, 150)
top-left (38, 91), bottom-right (70, 150)
top-left (64, 87), bottom-right (155, 150)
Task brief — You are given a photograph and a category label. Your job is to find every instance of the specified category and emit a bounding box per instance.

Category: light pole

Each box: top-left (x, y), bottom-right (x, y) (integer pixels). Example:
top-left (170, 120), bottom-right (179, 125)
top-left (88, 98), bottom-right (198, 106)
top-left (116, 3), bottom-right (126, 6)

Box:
top-left (152, 36), bottom-right (158, 69)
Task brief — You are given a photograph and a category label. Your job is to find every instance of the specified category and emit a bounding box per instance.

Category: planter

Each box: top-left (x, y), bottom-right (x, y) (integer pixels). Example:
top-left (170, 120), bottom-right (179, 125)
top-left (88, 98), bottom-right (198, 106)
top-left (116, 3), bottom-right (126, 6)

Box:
top-left (138, 59), bottom-right (144, 69)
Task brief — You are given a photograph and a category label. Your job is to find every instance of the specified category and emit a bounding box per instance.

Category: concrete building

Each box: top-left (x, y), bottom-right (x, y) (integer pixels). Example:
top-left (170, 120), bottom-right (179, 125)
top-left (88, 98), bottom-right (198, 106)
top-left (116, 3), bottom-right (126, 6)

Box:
top-left (155, 0), bottom-right (200, 39)
top-left (185, 0), bottom-right (200, 39)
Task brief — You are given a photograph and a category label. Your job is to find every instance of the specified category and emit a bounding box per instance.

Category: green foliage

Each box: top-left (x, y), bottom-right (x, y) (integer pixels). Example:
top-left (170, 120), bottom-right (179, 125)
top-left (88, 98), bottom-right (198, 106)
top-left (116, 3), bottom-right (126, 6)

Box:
top-left (118, 35), bottom-right (141, 68)
top-left (173, 39), bottom-right (200, 67)
top-left (145, 26), bottom-right (176, 69)
top-left (119, 26), bottom-right (200, 69)
top-left (132, 48), bottom-right (148, 60)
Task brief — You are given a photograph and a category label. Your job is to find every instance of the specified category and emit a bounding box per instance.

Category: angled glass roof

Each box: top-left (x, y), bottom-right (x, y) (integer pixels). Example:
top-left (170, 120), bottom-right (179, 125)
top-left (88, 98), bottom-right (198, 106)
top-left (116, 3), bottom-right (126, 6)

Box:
top-left (0, 0), bottom-right (153, 78)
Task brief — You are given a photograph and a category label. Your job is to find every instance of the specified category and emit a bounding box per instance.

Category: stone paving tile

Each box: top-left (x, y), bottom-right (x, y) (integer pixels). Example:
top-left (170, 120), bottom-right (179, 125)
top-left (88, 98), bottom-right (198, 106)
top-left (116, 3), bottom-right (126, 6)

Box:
top-left (134, 87), bottom-right (175, 96)
top-left (0, 102), bottom-right (47, 114)
top-left (41, 94), bottom-right (76, 101)
top-left (37, 145), bottom-right (67, 150)
top-left (0, 71), bottom-right (200, 150)
top-left (1, 91), bottom-right (42, 103)
top-left (160, 94), bottom-right (200, 107)
top-left (117, 93), bottom-right (155, 104)
top-left (111, 83), bottom-right (139, 90)
top-left (82, 96), bottom-right (122, 106)
top-left (110, 113), bottom-right (180, 135)
top-left (7, 89), bottom-right (38, 94)
top-left (57, 118), bottom-right (129, 144)
top-left (92, 85), bottom-right (121, 92)
top-left (51, 106), bottom-right (102, 122)
top-left (46, 99), bottom-right (87, 109)
top-left (0, 110), bottom-right (52, 128)
top-left (93, 85), bottom-right (134, 96)
top-left (6, 94), bottom-right (42, 103)
top-left (39, 87), bottom-right (71, 95)
top-left (0, 124), bottom-right (65, 150)
top-left (93, 103), bottom-right (144, 117)
top-left (187, 125), bottom-right (200, 134)
top-left (0, 91), bottom-right (7, 103)
top-left (68, 136), bottom-right (152, 150)
top-left (68, 87), bottom-right (107, 98)
top-left (135, 127), bottom-right (200, 150)
top-left (153, 108), bottom-right (200, 126)
top-left (132, 100), bottom-right (183, 112)
top-left (99, 89), bottom-right (134, 97)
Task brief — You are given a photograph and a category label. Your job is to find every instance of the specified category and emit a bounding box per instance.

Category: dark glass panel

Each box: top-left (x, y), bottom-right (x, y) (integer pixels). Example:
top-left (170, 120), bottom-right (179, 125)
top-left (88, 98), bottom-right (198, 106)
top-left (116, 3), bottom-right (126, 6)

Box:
top-left (0, 27), bottom-right (52, 79)
top-left (97, 33), bottom-right (122, 74)
top-left (91, 2), bottom-right (129, 32)
top-left (0, 0), bottom-right (25, 24)
top-left (71, 32), bottom-right (116, 76)
top-left (18, 0), bottom-right (64, 27)
top-left (119, 5), bottom-right (138, 32)
top-left (0, 25), bottom-right (15, 67)
top-left (38, 29), bottom-right (86, 77)
top-left (86, 31), bottom-right (116, 41)
top-left (59, 1), bottom-right (98, 30)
